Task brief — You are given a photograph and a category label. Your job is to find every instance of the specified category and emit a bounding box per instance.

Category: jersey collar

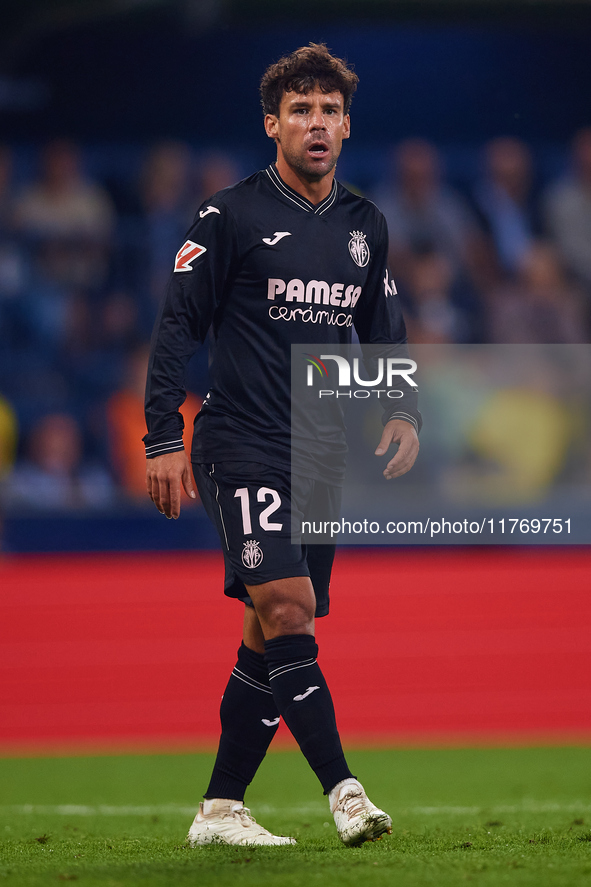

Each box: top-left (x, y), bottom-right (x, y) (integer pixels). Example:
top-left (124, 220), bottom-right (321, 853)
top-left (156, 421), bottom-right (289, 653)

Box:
top-left (265, 164), bottom-right (338, 216)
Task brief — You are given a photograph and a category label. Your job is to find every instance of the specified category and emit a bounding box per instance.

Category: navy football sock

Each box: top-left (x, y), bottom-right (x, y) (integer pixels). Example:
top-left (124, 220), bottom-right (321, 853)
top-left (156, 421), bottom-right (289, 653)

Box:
top-left (204, 643), bottom-right (280, 801)
top-left (264, 634), bottom-right (354, 794)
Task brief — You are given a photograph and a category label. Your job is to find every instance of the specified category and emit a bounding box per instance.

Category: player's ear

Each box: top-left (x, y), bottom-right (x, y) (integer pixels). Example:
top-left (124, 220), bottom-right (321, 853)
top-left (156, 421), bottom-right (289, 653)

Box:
top-left (264, 114), bottom-right (279, 140)
top-left (343, 114), bottom-right (351, 140)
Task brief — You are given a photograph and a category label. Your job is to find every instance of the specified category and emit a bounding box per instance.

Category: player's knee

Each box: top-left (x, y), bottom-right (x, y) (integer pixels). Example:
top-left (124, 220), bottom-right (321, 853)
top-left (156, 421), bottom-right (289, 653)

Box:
top-left (246, 576), bottom-right (316, 636)
top-left (264, 599), bottom-right (314, 636)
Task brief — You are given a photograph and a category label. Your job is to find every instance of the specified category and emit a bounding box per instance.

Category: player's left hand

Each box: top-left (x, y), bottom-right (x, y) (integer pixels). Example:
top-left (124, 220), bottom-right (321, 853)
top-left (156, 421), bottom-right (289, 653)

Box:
top-left (375, 419), bottom-right (419, 480)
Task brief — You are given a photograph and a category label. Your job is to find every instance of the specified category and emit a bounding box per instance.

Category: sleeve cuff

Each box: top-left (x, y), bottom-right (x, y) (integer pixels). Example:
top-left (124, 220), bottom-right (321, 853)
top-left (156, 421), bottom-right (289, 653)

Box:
top-left (384, 411), bottom-right (419, 434)
top-left (144, 439), bottom-right (185, 459)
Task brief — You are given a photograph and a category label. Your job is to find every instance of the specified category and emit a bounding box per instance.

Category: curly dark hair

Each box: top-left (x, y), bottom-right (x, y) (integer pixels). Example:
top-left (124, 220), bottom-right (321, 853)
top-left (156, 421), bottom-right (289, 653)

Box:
top-left (260, 43), bottom-right (359, 117)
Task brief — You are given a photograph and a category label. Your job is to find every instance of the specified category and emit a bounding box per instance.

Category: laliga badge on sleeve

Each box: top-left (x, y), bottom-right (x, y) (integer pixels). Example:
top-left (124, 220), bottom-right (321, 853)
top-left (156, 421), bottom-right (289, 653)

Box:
top-left (174, 240), bottom-right (207, 272)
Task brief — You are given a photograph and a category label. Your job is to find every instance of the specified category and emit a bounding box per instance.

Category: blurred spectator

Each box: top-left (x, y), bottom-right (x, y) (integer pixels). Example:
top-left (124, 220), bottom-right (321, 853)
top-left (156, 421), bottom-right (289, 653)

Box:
top-left (14, 140), bottom-right (114, 240)
top-left (106, 345), bottom-right (202, 501)
top-left (43, 290), bottom-right (144, 462)
top-left (6, 412), bottom-right (115, 510)
top-left (485, 241), bottom-right (588, 343)
top-left (455, 386), bottom-right (574, 504)
top-left (78, 289), bottom-right (140, 395)
top-left (0, 145), bottom-right (27, 328)
top-left (544, 127), bottom-right (591, 292)
top-left (413, 348), bottom-right (582, 505)
top-left (16, 248), bottom-right (79, 359)
top-left (50, 290), bottom-right (107, 401)
top-left (0, 236), bottom-right (26, 307)
top-left (374, 139), bottom-right (484, 289)
top-left (0, 393), bottom-right (17, 550)
top-left (0, 145), bottom-right (15, 234)
top-left (473, 137), bottom-right (542, 276)
top-left (198, 153), bottom-right (241, 202)
top-left (0, 393), bottom-right (17, 480)
top-left (402, 249), bottom-right (471, 343)
top-left (139, 141), bottom-right (195, 303)
top-left (141, 142), bottom-right (193, 217)
top-left (100, 289), bottom-right (141, 352)
top-left (13, 140), bottom-right (115, 288)
top-left (461, 355), bottom-right (576, 504)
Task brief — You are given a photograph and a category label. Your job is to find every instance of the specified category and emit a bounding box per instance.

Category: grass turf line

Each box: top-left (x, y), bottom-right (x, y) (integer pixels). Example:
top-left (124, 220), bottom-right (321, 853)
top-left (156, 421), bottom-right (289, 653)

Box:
top-left (1, 748), bottom-right (591, 886)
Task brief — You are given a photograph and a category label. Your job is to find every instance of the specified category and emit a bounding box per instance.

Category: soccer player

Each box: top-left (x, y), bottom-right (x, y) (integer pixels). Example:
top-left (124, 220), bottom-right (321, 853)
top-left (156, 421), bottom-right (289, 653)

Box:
top-left (144, 43), bottom-right (421, 847)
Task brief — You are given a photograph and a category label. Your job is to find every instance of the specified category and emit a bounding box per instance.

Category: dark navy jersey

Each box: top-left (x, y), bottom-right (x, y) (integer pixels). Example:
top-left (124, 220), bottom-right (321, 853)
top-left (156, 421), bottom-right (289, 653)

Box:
top-left (144, 164), bottom-right (421, 477)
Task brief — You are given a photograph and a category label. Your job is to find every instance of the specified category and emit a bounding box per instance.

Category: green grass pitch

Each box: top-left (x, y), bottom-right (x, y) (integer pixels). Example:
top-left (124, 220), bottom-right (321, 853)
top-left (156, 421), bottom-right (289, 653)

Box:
top-left (2, 747), bottom-right (591, 886)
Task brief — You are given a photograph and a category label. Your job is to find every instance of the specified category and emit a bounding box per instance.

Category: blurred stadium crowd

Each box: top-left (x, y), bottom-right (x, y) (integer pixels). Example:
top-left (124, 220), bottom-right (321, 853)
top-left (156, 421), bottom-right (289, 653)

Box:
top-left (0, 129), bottom-right (590, 512)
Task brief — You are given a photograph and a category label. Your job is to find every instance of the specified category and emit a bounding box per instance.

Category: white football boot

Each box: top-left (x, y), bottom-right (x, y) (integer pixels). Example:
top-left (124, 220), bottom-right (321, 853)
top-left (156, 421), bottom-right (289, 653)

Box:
top-left (329, 778), bottom-right (392, 846)
top-left (187, 799), bottom-right (296, 847)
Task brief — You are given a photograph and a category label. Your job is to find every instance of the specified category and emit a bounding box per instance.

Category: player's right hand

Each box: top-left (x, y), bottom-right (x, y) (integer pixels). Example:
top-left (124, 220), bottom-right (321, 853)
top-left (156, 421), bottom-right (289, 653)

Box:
top-left (146, 450), bottom-right (196, 519)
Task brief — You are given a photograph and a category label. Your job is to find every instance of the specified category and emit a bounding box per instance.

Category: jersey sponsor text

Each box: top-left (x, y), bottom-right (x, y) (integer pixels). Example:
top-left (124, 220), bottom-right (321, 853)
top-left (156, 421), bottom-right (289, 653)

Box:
top-left (267, 278), bottom-right (361, 308)
top-left (269, 305), bottom-right (354, 326)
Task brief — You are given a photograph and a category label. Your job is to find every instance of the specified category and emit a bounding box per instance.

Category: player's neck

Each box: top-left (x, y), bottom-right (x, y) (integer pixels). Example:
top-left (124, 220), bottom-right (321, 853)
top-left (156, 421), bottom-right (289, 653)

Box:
top-left (274, 158), bottom-right (334, 205)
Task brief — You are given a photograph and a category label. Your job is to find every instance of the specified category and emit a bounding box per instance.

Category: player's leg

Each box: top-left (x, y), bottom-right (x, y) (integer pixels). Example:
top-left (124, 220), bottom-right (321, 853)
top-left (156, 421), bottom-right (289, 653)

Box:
top-left (187, 604), bottom-right (294, 846)
top-left (246, 572), bottom-right (392, 846)
top-left (246, 574), bottom-right (354, 791)
top-left (187, 463), bottom-right (295, 846)
top-left (303, 538), bottom-right (392, 845)
top-left (203, 606), bottom-right (280, 802)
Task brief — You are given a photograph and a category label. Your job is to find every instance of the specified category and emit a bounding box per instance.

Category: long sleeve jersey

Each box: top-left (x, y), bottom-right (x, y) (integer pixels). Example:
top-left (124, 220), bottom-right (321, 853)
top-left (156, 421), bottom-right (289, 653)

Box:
top-left (144, 164), bottom-right (421, 481)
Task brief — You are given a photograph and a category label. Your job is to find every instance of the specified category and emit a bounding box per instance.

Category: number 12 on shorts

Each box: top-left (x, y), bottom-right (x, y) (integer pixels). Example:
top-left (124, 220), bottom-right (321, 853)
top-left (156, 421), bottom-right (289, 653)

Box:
top-left (234, 487), bottom-right (283, 534)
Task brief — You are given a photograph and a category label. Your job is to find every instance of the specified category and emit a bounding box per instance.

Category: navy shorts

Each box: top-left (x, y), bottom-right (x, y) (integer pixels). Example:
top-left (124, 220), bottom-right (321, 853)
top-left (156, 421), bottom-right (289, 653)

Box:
top-left (193, 461), bottom-right (340, 618)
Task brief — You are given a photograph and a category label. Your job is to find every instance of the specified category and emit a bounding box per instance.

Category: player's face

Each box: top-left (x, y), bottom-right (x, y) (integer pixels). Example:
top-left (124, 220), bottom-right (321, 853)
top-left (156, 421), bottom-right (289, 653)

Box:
top-left (265, 88), bottom-right (351, 182)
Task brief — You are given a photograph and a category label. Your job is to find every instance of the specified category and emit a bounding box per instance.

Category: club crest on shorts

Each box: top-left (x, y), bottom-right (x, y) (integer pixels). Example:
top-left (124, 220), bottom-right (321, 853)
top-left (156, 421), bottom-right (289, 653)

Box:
top-left (242, 539), bottom-right (263, 569)
top-left (348, 231), bottom-right (370, 268)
